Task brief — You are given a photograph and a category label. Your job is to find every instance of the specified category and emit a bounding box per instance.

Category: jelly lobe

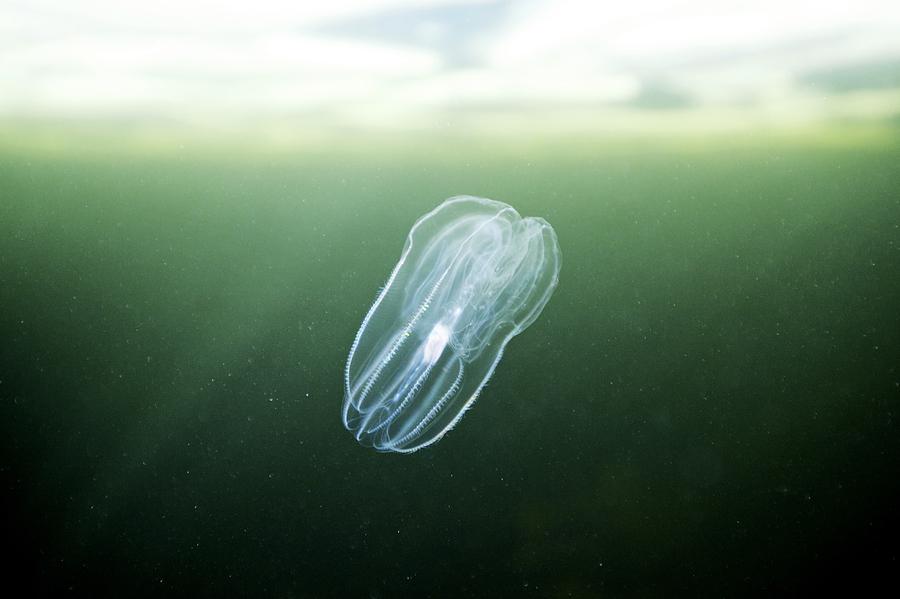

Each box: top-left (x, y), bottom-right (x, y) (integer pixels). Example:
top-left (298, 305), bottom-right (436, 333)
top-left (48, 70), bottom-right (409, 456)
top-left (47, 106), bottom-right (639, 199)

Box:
top-left (343, 196), bottom-right (561, 453)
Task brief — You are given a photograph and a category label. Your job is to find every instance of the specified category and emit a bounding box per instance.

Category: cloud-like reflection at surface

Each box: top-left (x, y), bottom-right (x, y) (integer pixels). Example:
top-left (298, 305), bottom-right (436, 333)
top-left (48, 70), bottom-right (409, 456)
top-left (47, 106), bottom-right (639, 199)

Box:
top-left (0, 0), bottom-right (898, 135)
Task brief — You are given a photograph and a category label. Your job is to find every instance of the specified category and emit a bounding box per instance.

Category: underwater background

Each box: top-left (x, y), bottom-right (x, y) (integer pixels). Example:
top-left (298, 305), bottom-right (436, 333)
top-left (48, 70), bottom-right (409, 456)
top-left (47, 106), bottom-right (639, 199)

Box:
top-left (3, 133), bottom-right (898, 597)
top-left (2, 1), bottom-right (899, 597)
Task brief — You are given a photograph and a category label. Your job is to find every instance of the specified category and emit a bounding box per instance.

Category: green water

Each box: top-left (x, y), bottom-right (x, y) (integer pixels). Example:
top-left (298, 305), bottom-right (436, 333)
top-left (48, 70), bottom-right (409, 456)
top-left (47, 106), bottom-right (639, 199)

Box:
top-left (1, 136), bottom-right (898, 596)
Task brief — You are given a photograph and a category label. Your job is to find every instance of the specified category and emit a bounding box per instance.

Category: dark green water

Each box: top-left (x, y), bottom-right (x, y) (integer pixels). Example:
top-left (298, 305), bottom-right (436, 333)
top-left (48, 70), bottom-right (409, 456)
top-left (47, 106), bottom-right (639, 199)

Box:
top-left (1, 138), bottom-right (898, 596)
